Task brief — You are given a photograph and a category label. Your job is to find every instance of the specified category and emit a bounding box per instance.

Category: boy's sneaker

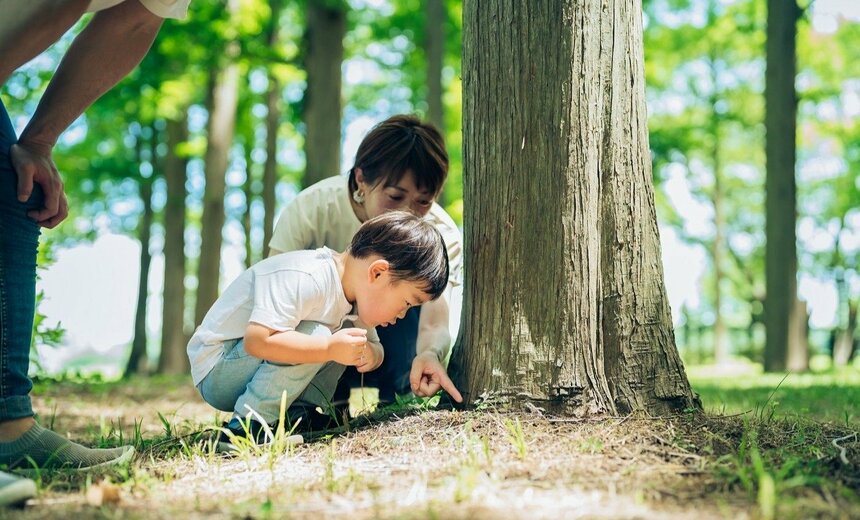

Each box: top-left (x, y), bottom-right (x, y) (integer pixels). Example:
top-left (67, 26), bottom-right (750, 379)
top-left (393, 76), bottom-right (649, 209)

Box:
top-left (215, 419), bottom-right (302, 453)
top-left (286, 402), bottom-right (347, 434)
top-left (0, 471), bottom-right (36, 508)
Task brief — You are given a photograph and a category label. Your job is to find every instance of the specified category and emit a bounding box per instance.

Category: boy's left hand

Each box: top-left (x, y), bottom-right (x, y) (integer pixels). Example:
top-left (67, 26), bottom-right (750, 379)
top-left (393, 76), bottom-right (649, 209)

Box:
top-left (356, 341), bottom-right (384, 373)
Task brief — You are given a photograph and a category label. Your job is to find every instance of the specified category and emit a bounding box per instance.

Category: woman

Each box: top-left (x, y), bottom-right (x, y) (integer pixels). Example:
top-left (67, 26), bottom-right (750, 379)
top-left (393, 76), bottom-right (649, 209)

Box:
top-left (269, 114), bottom-right (463, 422)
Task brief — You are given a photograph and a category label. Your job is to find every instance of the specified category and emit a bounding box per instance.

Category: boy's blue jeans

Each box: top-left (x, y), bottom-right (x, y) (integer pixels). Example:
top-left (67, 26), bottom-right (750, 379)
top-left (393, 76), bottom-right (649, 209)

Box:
top-left (197, 321), bottom-right (345, 425)
top-left (0, 99), bottom-right (41, 421)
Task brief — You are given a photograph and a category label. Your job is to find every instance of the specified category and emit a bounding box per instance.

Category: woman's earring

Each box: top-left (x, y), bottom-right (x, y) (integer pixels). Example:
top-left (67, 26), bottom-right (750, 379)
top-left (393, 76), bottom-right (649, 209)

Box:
top-left (353, 189), bottom-right (365, 204)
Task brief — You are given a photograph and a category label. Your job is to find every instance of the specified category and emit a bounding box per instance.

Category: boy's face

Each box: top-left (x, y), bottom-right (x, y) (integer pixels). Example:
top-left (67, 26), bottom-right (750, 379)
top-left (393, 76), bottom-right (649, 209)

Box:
top-left (357, 274), bottom-right (432, 328)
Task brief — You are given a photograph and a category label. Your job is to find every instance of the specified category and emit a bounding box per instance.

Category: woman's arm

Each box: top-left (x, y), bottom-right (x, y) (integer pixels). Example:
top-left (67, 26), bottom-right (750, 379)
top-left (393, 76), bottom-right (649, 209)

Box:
top-left (409, 292), bottom-right (463, 402)
top-left (415, 295), bottom-right (451, 362)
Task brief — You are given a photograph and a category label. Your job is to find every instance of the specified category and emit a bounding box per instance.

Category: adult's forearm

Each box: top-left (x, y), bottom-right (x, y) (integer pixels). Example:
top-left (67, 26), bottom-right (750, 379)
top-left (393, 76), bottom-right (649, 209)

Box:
top-left (416, 329), bottom-right (451, 362)
top-left (416, 294), bottom-right (452, 362)
top-left (19, 0), bottom-right (163, 148)
top-left (0, 0), bottom-right (89, 83)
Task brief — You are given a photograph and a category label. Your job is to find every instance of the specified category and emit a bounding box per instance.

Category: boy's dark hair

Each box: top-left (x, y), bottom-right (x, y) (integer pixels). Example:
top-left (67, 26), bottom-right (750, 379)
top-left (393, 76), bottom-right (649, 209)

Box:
top-left (348, 114), bottom-right (448, 197)
top-left (348, 211), bottom-right (449, 299)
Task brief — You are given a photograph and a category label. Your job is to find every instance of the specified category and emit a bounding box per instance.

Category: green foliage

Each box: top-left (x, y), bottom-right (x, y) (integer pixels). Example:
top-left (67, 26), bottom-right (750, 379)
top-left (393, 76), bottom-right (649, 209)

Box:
top-left (646, 0), bottom-right (860, 358)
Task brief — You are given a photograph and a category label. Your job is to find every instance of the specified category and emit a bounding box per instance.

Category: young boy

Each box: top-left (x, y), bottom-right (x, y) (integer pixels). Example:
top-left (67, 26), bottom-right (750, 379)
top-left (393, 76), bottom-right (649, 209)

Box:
top-left (188, 211), bottom-right (448, 449)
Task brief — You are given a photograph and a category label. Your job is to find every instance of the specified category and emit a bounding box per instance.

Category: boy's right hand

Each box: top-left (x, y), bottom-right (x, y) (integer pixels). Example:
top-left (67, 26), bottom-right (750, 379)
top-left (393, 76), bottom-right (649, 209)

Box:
top-left (326, 328), bottom-right (368, 366)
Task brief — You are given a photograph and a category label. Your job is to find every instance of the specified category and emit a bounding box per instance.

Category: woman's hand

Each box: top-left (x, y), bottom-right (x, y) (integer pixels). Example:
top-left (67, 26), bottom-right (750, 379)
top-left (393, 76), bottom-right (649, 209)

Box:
top-left (409, 351), bottom-right (462, 402)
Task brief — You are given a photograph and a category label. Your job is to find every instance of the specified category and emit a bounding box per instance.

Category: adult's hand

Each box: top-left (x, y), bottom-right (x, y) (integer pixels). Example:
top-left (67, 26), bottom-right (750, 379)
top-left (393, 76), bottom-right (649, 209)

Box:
top-left (10, 140), bottom-right (68, 228)
top-left (409, 351), bottom-right (463, 402)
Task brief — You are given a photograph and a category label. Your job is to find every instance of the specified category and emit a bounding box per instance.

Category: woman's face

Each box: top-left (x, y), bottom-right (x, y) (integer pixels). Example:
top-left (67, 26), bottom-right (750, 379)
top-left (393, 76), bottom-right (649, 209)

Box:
top-left (356, 169), bottom-right (436, 220)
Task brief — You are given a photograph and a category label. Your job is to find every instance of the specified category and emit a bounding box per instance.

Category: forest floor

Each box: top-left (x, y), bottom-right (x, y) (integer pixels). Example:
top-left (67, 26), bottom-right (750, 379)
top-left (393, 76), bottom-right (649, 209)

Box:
top-left (3, 368), bottom-right (859, 519)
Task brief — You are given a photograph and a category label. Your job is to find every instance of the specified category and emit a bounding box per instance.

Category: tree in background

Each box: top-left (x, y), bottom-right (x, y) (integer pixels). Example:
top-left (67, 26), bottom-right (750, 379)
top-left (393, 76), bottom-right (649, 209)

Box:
top-left (797, 17), bottom-right (860, 367)
top-left (194, 0), bottom-right (242, 331)
top-left (302, 0), bottom-right (346, 188)
top-left (645, 0), bottom-right (767, 364)
top-left (765, 0), bottom-right (806, 372)
top-left (449, 1), bottom-right (698, 414)
top-left (127, 124), bottom-right (157, 376)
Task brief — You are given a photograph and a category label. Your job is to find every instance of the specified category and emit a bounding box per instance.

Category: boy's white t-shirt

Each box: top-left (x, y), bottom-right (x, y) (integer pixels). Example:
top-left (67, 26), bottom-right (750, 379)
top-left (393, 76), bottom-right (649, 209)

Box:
top-left (269, 175), bottom-right (463, 288)
top-left (87, 0), bottom-right (190, 19)
top-left (187, 247), bottom-right (379, 386)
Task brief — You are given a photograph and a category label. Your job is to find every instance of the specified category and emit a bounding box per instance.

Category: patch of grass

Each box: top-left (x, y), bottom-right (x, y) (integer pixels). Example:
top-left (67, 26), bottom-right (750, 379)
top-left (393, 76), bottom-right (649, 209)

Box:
top-left (707, 413), bottom-right (859, 520)
top-left (687, 364), bottom-right (860, 424)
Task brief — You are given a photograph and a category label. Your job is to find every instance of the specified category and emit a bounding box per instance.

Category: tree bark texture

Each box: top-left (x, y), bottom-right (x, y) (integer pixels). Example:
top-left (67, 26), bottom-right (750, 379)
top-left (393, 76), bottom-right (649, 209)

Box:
top-left (449, 0), bottom-right (697, 416)
top-left (194, 42), bottom-right (241, 328)
top-left (158, 115), bottom-right (190, 374)
top-left (764, 0), bottom-right (801, 372)
top-left (302, 0), bottom-right (345, 189)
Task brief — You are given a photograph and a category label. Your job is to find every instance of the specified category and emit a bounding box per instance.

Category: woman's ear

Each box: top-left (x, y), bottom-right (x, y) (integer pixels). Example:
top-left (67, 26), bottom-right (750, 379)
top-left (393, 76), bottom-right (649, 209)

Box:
top-left (354, 167), bottom-right (365, 187)
top-left (368, 258), bottom-right (390, 283)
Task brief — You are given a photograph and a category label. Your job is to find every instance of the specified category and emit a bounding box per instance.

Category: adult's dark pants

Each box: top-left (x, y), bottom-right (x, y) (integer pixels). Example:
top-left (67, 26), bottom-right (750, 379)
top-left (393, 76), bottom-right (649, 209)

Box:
top-left (333, 305), bottom-right (421, 405)
top-left (0, 99), bottom-right (42, 421)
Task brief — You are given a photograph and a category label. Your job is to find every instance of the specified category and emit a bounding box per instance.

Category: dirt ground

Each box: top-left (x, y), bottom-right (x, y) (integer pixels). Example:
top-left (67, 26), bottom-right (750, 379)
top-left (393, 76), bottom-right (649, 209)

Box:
top-left (4, 376), bottom-right (859, 519)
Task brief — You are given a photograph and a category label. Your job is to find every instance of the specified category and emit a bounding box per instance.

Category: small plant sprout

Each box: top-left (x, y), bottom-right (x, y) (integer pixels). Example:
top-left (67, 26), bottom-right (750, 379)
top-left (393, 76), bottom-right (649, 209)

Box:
top-left (504, 417), bottom-right (528, 460)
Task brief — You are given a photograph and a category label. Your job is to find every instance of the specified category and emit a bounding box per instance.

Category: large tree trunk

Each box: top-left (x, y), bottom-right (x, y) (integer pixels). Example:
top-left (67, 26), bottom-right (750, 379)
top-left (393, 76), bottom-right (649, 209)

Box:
top-left (302, 0), bottom-right (345, 189)
top-left (449, 1), bottom-right (697, 416)
top-left (263, 0), bottom-right (284, 257)
top-left (764, 0), bottom-right (802, 372)
top-left (126, 128), bottom-right (155, 377)
top-left (158, 115), bottom-right (191, 374)
top-left (194, 33), bottom-right (241, 328)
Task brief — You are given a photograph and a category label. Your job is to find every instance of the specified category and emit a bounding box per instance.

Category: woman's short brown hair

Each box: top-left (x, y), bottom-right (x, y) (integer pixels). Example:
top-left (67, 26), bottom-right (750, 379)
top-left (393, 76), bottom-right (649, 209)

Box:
top-left (348, 114), bottom-right (448, 198)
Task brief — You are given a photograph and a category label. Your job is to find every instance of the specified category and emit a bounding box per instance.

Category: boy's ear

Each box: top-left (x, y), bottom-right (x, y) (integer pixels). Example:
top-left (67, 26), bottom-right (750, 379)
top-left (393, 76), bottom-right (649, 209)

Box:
top-left (368, 259), bottom-right (390, 282)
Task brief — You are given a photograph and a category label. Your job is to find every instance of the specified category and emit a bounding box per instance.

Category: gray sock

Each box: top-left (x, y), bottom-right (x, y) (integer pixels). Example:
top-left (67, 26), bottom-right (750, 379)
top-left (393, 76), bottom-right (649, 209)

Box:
top-left (0, 424), bottom-right (134, 471)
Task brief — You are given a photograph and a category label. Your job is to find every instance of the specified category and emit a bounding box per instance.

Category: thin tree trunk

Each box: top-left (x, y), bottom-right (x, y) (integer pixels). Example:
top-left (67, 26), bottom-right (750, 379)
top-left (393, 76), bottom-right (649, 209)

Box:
top-left (158, 114), bottom-right (190, 374)
top-left (126, 127), bottom-right (155, 377)
top-left (425, 0), bottom-right (445, 132)
top-left (831, 220), bottom-right (856, 366)
top-left (764, 0), bottom-right (801, 372)
top-left (425, 0), bottom-right (446, 205)
top-left (242, 127), bottom-right (255, 269)
top-left (709, 56), bottom-right (728, 365)
top-left (787, 297), bottom-right (808, 371)
top-left (833, 301), bottom-right (857, 366)
top-left (263, 0), bottom-right (284, 257)
top-left (449, 1), bottom-right (698, 416)
top-left (194, 26), bottom-right (241, 327)
top-left (302, 0), bottom-right (345, 189)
